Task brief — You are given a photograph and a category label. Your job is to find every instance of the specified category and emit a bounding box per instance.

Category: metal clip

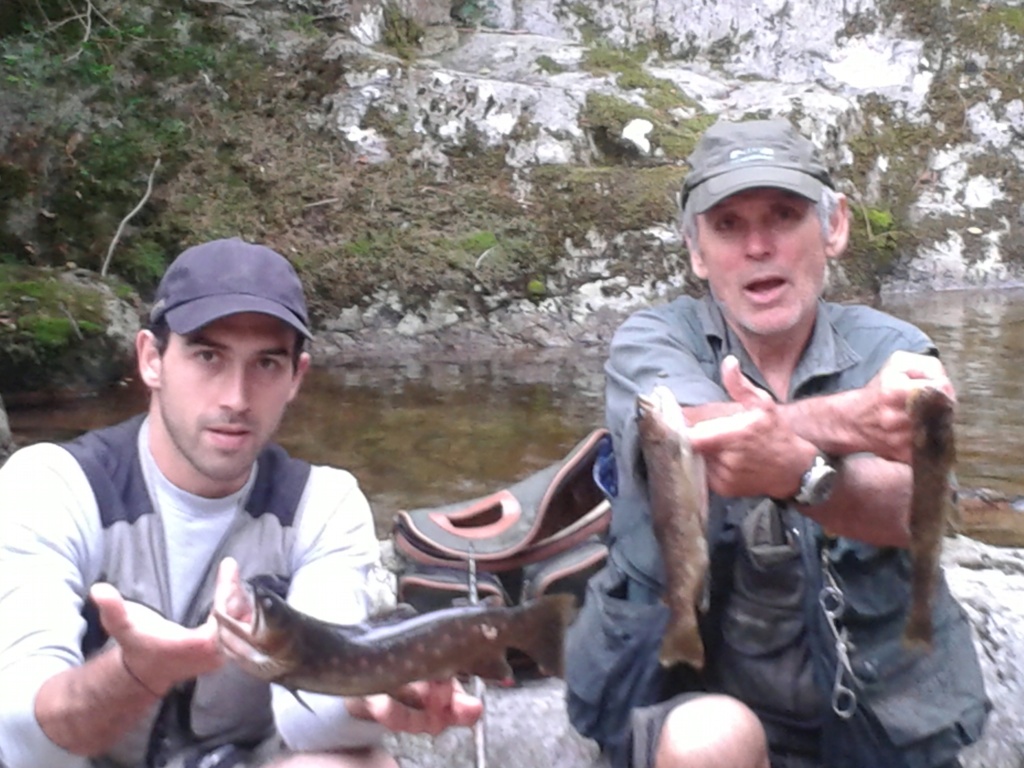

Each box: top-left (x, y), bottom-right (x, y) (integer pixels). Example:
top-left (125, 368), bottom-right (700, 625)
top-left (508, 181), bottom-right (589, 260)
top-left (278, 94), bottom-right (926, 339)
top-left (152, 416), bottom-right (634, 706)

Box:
top-left (467, 554), bottom-right (486, 768)
top-left (819, 549), bottom-right (859, 719)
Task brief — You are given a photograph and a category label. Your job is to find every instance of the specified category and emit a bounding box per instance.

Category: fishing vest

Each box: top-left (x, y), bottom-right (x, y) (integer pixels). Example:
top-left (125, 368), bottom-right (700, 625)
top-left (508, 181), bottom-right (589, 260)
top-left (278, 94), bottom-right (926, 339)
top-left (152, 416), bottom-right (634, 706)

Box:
top-left (62, 415), bottom-right (311, 768)
top-left (610, 490), bottom-right (990, 768)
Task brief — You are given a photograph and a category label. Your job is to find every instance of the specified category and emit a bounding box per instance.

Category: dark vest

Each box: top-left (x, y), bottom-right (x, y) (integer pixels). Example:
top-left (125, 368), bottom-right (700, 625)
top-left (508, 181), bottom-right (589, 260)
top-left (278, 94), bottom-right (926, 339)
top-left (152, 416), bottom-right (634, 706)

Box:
top-left (62, 415), bottom-right (311, 767)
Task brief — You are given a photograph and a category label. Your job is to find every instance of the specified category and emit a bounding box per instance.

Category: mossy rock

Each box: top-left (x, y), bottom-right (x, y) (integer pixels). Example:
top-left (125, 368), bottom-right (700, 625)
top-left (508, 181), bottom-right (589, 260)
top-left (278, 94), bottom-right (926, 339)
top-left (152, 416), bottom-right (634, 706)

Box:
top-left (0, 265), bottom-right (139, 395)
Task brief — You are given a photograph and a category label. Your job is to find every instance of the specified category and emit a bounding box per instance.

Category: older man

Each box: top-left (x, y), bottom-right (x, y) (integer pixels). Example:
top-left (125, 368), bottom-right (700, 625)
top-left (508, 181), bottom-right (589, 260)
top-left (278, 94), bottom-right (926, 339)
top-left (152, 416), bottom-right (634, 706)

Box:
top-left (565, 120), bottom-right (989, 768)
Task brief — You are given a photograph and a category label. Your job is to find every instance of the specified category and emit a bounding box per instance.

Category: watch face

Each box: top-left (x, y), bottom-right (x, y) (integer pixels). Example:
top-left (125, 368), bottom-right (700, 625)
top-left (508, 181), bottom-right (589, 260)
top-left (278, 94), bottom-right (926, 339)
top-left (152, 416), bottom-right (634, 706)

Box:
top-left (798, 455), bottom-right (837, 506)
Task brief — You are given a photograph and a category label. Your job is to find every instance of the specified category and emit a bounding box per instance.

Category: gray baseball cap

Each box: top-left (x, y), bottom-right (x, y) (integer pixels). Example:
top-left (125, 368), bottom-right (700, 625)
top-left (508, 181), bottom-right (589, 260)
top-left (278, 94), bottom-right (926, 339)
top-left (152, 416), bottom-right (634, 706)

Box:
top-left (681, 119), bottom-right (835, 215)
top-left (150, 238), bottom-right (312, 339)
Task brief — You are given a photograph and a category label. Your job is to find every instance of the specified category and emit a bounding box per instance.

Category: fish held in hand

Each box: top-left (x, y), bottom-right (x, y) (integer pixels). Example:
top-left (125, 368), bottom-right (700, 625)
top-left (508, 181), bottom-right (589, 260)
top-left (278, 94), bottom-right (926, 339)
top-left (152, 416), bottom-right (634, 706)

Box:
top-left (636, 385), bottom-right (710, 670)
top-left (903, 385), bottom-right (957, 651)
top-left (213, 577), bottom-right (576, 700)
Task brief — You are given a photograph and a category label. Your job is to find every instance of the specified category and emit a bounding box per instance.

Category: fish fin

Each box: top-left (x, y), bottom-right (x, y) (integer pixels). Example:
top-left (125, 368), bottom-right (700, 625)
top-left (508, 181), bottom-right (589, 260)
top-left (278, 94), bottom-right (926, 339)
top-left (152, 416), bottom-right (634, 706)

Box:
top-left (287, 688), bottom-right (316, 713)
top-left (509, 593), bottom-right (577, 678)
top-left (453, 595), bottom-right (504, 608)
top-left (467, 653), bottom-right (515, 682)
top-left (365, 603), bottom-right (420, 626)
top-left (659, 618), bottom-right (706, 670)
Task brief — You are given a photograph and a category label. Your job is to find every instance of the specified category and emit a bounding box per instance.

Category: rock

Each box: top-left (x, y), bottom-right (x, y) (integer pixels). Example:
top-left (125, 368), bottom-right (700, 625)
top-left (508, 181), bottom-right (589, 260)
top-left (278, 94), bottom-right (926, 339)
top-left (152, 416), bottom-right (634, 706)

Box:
top-left (943, 537), bottom-right (1024, 768)
top-left (0, 393), bottom-right (13, 469)
top-left (385, 679), bottom-right (601, 768)
top-left (378, 537), bottom-right (1023, 768)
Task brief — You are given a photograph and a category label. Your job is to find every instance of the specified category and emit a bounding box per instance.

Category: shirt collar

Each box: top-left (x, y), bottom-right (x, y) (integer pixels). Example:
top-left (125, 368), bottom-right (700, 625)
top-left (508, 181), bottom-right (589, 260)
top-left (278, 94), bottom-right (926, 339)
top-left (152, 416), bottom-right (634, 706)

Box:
top-left (696, 294), bottom-right (861, 398)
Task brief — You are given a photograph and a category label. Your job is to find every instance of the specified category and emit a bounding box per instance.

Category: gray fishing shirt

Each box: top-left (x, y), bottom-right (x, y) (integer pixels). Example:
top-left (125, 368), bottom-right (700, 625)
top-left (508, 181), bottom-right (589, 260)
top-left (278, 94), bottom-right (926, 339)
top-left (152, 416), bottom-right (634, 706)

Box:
top-left (600, 293), bottom-right (989, 761)
top-left (604, 293), bottom-right (936, 588)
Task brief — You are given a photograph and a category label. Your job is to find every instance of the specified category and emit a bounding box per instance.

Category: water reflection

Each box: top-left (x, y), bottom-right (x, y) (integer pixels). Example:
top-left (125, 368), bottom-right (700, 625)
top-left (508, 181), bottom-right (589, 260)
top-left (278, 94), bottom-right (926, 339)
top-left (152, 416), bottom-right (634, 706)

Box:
top-left (884, 288), bottom-right (1024, 495)
top-left (8, 289), bottom-right (1024, 534)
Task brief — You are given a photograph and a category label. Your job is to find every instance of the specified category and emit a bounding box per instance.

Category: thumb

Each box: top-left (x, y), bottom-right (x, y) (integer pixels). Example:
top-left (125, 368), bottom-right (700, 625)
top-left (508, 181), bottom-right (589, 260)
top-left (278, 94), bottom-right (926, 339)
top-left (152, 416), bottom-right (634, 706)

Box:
top-left (721, 355), bottom-right (772, 407)
top-left (89, 582), bottom-right (130, 639)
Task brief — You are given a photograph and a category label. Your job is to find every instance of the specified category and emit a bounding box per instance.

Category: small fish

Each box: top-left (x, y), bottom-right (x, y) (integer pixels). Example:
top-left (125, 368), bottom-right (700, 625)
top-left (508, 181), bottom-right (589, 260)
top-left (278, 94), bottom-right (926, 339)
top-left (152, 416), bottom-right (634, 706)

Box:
top-left (214, 578), bottom-right (575, 701)
top-left (903, 385), bottom-right (957, 651)
top-left (636, 385), bottom-right (710, 670)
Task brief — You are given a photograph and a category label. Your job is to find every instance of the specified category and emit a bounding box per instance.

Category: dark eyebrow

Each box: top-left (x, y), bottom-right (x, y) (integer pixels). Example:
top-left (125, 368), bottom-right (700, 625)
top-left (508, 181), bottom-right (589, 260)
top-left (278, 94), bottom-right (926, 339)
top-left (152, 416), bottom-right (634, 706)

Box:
top-left (183, 333), bottom-right (290, 358)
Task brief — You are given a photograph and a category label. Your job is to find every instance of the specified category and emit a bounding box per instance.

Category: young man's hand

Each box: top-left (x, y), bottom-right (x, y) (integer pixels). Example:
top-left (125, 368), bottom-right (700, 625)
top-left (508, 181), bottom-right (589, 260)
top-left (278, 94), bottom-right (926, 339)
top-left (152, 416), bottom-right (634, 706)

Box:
top-left (89, 582), bottom-right (224, 696)
top-left (345, 679), bottom-right (483, 736)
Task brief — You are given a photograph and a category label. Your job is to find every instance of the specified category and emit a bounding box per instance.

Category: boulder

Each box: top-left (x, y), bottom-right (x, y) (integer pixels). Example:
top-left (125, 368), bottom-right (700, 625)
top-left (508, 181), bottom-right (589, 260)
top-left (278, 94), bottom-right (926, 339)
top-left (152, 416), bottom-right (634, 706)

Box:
top-left (378, 536), bottom-right (1024, 768)
top-left (0, 393), bottom-right (12, 468)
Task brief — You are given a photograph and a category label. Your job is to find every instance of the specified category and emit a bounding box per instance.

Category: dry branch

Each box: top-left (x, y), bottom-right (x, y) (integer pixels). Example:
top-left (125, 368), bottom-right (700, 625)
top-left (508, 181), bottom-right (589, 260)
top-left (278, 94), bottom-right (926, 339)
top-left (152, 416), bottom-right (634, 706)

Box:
top-left (101, 157), bottom-right (161, 278)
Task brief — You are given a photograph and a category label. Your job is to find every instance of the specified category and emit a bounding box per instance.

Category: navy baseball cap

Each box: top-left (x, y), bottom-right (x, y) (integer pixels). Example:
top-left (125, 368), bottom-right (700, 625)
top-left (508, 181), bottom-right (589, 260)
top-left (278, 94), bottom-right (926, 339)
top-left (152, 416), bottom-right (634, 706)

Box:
top-left (681, 119), bottom-right (835, 216)
top-left (150, 238), bottom-right (312, 339)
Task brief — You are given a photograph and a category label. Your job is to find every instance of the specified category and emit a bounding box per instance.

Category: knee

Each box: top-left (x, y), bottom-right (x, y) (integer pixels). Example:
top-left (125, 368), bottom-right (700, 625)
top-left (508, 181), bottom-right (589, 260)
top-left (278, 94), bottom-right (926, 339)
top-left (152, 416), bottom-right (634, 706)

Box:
top-left (656, 695), bottom-right (769, 768)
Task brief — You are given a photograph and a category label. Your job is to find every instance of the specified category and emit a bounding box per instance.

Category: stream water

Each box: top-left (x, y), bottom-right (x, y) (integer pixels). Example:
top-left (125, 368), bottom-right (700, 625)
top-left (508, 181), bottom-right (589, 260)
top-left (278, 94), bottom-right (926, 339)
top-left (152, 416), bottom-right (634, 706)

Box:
top-left (8, 288), bottom-right (1024, 537)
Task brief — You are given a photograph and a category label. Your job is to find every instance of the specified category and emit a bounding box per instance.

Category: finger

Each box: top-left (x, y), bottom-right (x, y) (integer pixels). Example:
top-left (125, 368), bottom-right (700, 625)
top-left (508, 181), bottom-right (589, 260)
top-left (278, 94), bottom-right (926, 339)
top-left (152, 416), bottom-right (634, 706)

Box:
top-left (214, 557), bottom-right (251, 622)
top-left (424, 679), bottom-right (455, 713)
top-left (449, 689), bottom-right (484, 727)
top-left (90, 582), bottom-right (130, 638)
top-left (688, 408), bottom-right (764, 452)
top-left (720, 356), bottom-right (772, 407)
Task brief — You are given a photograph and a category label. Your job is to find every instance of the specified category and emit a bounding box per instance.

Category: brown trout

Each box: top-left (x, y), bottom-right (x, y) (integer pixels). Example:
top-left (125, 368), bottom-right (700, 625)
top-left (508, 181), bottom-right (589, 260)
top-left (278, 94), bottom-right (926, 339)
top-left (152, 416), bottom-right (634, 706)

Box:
top-left (903, 385), bottom-right (957, 651)
top-left (214, 578), bottom-right (575, 699)
top-left (636, 385), bottom-right (710, 670)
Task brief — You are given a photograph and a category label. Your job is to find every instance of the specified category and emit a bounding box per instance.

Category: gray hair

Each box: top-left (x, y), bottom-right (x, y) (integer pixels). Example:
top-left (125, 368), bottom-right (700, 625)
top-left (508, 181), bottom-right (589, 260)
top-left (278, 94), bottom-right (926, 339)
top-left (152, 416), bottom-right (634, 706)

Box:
top-left (680, 185), bottom-right (842, 255)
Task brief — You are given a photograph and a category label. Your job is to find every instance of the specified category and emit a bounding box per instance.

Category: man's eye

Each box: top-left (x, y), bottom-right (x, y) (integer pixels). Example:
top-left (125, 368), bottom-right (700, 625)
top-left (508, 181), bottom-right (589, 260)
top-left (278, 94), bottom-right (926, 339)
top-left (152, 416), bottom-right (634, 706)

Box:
top-left (196, 349), bottom-right (217, 363)
top-left (259, 357), bottom-right (283, 372)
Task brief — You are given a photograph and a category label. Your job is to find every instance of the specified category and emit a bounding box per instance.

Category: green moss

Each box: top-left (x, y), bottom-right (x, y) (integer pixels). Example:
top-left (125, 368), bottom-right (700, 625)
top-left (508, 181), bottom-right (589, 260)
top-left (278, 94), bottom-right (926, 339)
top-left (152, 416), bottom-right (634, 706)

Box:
top-left (530, 165), bottom-right (687, 243)
top-left (526, 277), bottom-right (546, 299)
top-left (535, 55), bottom-right (567, 75)
top-left (381, 4), bottom-right (424, 60)
top-left (583, 92), bottom-right (713, 160)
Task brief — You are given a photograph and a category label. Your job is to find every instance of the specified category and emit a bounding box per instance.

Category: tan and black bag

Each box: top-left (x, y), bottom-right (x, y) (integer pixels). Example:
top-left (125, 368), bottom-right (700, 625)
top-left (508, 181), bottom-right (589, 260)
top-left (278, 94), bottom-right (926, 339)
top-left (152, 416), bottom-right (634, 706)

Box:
top-left (391, 429), bottom-right (613, 674)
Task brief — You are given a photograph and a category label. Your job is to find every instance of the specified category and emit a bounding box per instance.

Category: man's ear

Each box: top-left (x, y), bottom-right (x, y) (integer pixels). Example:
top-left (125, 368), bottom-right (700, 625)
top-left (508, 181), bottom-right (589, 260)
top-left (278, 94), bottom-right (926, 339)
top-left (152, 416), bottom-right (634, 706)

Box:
top-left (686, 235), bottom-right (709, 279)
top-left (287, 351), bottom-right (311, 403)
top-left (136, 330), bottom-right (162, 389)
top-left (825, 195), bottom-right (851, 259)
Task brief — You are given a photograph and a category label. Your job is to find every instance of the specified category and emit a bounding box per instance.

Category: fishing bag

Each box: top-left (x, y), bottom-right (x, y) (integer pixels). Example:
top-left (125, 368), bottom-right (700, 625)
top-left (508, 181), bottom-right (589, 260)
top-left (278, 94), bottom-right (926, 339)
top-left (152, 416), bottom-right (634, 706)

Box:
top-left (392, 428), bottom-right (614, 673)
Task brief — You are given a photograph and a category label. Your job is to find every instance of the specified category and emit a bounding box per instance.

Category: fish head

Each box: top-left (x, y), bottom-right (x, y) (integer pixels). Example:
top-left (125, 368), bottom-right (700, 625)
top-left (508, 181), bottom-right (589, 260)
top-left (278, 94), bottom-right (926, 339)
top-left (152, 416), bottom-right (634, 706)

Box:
top-left (214, 577), bottom-right (297, 681)
top-left (637, 385), bottom-right (687, 435)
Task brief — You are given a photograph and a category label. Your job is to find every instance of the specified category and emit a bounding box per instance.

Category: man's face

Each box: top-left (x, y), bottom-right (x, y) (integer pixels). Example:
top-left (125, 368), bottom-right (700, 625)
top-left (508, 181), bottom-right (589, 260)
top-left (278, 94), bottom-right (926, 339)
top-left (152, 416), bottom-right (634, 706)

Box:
top-left (688, 187), bottom-right (848, 347)
top-left (136, 312), bottom-right (310, 497)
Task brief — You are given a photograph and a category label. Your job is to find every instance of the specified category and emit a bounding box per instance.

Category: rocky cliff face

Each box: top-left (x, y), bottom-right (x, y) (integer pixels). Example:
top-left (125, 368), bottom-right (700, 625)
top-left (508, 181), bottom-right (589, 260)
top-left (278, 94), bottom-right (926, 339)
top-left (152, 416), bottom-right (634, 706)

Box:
top-left (3, 0), bottom-right (1024, 379)
top-left (308, 0), bottom-right (1024, 356)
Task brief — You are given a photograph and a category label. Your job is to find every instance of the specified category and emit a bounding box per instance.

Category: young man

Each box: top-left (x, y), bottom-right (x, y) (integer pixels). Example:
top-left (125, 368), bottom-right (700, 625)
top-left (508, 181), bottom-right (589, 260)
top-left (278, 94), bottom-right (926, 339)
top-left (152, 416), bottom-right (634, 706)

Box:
top-left (565, 120), bottom-right (990, 768)
top-left (0, 239), bottom-right (481, 768)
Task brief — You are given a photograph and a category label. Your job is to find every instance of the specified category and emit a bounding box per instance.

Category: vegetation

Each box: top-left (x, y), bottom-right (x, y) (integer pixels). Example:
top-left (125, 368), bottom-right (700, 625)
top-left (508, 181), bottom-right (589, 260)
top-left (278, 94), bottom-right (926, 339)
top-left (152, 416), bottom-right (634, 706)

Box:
top-left (2, 0), bottom-right (1020, 395)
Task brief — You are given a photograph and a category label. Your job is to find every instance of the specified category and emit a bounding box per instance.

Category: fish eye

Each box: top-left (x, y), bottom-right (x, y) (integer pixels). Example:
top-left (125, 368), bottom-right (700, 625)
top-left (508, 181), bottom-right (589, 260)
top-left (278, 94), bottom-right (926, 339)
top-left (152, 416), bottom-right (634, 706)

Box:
top-left (260, 595), bottom-right (276, 610)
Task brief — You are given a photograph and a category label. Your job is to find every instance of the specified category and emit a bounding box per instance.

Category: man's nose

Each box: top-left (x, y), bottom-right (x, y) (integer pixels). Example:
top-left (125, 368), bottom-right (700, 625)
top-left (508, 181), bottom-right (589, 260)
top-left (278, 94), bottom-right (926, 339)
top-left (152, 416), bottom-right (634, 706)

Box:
top-left (743, 225), bottom-right (772, 259)
top-left (219, 366), bottom-right (251, 412)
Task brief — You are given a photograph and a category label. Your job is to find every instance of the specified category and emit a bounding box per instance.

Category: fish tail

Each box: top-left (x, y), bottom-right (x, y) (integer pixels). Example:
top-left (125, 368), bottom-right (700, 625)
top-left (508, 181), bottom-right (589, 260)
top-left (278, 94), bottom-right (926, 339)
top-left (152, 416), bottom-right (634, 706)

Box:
top-left (510, 593), bottom-right (577, 678)
top-left (659, 617), bottom-right (705, 670)
top-left (902, 607), bottom-right (934, 651)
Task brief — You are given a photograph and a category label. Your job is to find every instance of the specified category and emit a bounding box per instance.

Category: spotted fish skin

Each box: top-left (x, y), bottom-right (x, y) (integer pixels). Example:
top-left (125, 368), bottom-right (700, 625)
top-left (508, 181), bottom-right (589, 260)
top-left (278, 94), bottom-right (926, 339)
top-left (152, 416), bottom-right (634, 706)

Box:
top-left (903, 385), bottom-right (957, 651)
top-left (636, 385), bottom-right (709, 670)
top-left (215, 580), bottom-right (575, 698)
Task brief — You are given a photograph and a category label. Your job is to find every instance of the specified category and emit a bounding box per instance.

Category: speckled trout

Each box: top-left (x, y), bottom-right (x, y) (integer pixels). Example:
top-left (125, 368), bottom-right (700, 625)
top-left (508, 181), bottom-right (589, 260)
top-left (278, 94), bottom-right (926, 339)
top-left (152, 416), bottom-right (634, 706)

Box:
top-left (214, 578), bottom-right (575, 699)
top-left (903, 385), bottom-right (957, 650)
top-left (636, 385), bottom-right (709, 670)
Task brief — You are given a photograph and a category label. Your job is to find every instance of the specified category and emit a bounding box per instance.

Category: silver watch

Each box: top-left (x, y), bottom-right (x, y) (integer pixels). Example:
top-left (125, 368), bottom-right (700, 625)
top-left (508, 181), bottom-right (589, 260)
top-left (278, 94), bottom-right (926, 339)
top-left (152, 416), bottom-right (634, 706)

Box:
top-left (792, 452), bottom-right (838, 506)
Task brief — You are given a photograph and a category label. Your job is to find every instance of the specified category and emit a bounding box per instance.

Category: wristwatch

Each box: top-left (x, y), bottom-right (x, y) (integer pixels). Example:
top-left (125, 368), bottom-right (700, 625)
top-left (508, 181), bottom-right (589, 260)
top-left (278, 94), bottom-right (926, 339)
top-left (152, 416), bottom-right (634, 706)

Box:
top-left (791, 452), bottom-right (838, 506)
